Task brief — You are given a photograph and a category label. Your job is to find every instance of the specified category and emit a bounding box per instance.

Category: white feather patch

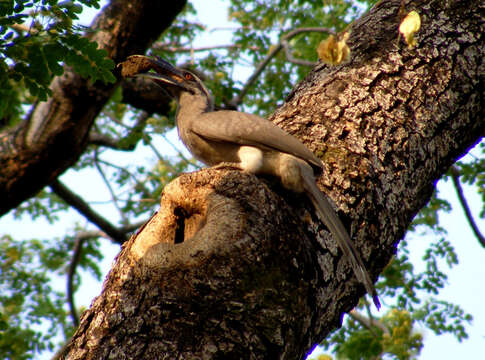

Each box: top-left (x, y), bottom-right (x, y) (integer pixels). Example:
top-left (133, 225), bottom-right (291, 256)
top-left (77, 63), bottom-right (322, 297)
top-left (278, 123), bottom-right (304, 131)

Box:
top-left (238, 146), bottom-right (263, 173)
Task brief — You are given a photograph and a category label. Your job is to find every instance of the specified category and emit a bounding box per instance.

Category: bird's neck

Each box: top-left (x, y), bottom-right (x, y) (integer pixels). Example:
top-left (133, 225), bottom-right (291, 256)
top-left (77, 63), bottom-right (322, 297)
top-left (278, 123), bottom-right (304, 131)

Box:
top-left (177, 92), bottom-right (213, 121)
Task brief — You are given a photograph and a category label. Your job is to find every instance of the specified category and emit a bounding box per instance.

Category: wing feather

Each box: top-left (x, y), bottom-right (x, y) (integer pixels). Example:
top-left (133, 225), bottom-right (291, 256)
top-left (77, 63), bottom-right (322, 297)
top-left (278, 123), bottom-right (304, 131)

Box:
top-left (192, 110), bottom-right (322, 169)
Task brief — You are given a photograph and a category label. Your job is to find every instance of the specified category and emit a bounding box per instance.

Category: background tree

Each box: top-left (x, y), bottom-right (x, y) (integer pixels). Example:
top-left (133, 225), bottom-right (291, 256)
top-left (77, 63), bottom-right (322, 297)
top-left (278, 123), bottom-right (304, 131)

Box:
top-left (0, 0), bottom-right (483, 359)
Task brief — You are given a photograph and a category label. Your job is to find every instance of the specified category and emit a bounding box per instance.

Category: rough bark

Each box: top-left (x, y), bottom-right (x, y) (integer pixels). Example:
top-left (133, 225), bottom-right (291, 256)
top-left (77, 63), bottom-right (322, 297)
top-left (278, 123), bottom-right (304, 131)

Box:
top-left (64, 0), bottom-right (484, 359)
top-left (0, 0), bottom-right (187, 215)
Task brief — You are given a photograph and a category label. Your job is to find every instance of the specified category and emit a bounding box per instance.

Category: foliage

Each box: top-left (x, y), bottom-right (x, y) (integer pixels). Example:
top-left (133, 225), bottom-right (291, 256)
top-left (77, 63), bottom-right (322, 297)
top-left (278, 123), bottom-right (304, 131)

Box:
top-left (0, 235), bottom-right (72, 359)
top-left (0, 229), bottom-right (104, 359)
top-left (1, 0), bottom-right (483, 359)
top-left (452, 142), bottom-right (485, 217)
top-left (332, 309), bottom-right (423, 360)
top-left (315, 232), bottom-right (472, 360)
top-left (0, 0), bottom-right (115, 124)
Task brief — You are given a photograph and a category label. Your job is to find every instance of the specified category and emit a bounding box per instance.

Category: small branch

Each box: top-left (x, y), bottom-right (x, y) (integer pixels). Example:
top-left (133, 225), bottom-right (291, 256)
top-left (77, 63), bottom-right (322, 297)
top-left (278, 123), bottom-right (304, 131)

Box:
top-left (120, 78), bottom-right (173, 115)
top-left (147, 141), bottom-right (181, 175)
top-left (102, 112), bottom-right (132, 129)
top-left (154, 43), bottom-right (258, 53)
top-left (365, 296), bottom-right (375, 326)
top-left (133, 110), bottom-right (152, 128)
top-left (10, 23), bottom-right (35, 33)
top-left (229, 43), bottom-right (282, 108)
top-left (230, 27), bottom-right (333, 108)
top-left (120, 220), bottom-right (147, 233)
top-left (88, 133), bottom-right (136, 151)
top-left (159, 132), bottom-right (202, 170)
top-left (90, 111), bottom-right (151, 151)
top-left (67, 230), bottom-right (104, 327)
top-left (450, 166), bottom-right (485, 248)
top-left (349, 310), bottom-right (390, 336)
top-left (209, 26), bottom-right (250, 32)
top-left (96, 158), bottom-right (142, 186)
top-left (93, 150), bottom-right (128, 224)
top-left (67, 233), bottom-right (82, 328)
top-left (281, 40), bottom-right (316, 67)
top-left (50, 179), bottom-right (127, 244)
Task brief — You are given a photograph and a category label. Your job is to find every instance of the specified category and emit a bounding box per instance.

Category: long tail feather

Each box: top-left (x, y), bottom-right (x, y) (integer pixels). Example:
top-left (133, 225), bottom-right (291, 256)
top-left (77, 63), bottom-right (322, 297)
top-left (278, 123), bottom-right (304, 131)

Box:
top-left (299, 164), bottom-right (380, 309)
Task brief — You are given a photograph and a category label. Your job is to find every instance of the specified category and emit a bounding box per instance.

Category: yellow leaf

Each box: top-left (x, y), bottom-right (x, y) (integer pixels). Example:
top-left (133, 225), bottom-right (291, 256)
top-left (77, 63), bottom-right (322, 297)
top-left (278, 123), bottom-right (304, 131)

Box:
top-left (399, 10), bottom-right (421, 49)
top-left (267, 44), bottom-right (278, 54)
top-left (228, 11), bottom-right (242, 20)
top-left (317, 32), bottom-right (350, 65)
top-left (5, 247), bottom-right (20, 261)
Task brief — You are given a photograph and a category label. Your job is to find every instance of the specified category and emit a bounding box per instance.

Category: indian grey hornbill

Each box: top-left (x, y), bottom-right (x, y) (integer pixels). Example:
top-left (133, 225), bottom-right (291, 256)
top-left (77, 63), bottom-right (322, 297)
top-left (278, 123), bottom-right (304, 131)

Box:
top-left (120, 55), bottom-right (380, 309)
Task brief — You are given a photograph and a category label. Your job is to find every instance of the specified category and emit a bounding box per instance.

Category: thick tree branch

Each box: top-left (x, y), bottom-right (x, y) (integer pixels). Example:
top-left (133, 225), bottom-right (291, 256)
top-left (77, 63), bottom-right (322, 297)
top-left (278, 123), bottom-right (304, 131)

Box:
top-left (450, 166), bottom-right (485, 248)
top-left (0, 0), bottom-right (187, 216)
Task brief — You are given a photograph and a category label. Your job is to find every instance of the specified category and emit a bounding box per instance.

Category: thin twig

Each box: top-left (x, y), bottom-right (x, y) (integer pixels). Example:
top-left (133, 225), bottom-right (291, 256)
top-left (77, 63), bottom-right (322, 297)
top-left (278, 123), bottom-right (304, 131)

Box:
top-left (88, 133), bottom-right (136, 151)
top-left (94, 150), bottom-right (128, 224)
top-left (450, 166), bottom-right (485, 248)
top-left (349, 310), bottom-right (390, 336)
top-left (67, 233), bottom-right (82, 328)
top-left (134, 110), bottom-right (152, 128)
top-left (155, 43), bottom-right (259, 53)
top-left (209, 26), bottom-right (250, 32)
top-left (147, 141), bottom-right (180, 174)
top-left (230, 27), bottom-right (334, 108)
top-left (281, 40), bottom-right (316, 67)
top-left (102, 111), bottom-right (132, 129)
top-left (147, 140), bottom-right (166, 161)
top-left (160, 133), bottom-right (202, 170)
top-left (365, 296), bottom-right (375, 325)
top-left (50, 180), bottom-right (127, 244)
top-left (10, 23), bottom-right (34, 33)
top-left (90, 111), bottom-right (151, 150)
top-left (66, 230), bottom-right (105, 327)
top-left (96, 158), bottom-right (141, 186)
top-left (120, 220), bottom-right (147, 233)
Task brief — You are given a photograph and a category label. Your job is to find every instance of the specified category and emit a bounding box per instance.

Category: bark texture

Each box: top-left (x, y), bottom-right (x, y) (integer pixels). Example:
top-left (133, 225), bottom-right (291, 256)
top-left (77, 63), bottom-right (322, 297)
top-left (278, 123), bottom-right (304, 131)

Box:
top-left (64, 0), bottom-right (483, 358)
top-left (0, 0), bottom-right (187, 215)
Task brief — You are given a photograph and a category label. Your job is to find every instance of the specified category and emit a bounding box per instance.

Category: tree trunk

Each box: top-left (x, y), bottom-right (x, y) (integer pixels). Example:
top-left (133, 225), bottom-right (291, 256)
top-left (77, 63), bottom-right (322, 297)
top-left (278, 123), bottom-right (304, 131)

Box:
top-left (64, 0), bottom-right (484, 359)
top-left (0, 0), bottom-right (187, 215)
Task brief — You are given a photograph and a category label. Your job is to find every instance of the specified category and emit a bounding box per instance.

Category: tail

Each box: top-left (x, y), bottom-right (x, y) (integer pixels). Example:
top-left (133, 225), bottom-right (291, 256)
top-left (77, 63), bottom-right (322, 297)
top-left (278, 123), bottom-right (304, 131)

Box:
top-left (299, 163), bottom-right (381, 309)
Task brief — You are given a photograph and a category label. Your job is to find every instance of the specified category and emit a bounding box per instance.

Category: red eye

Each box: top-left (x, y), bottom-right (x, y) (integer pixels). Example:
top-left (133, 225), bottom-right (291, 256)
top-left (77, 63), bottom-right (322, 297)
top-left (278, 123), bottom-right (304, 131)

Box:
top-left (184, 73), bottom-right (193, 80)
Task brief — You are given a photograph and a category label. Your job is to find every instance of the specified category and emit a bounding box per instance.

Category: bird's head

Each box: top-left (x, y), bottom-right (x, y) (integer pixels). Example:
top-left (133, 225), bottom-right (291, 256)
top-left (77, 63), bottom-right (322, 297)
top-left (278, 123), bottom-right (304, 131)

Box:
top-left (122, 56), bottom-right (214, 110)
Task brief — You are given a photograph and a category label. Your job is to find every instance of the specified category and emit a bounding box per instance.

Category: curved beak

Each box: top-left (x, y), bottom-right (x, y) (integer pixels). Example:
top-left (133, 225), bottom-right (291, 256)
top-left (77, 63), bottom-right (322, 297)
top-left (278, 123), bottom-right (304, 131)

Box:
top-left (133, 57), bottom-right (188, 91)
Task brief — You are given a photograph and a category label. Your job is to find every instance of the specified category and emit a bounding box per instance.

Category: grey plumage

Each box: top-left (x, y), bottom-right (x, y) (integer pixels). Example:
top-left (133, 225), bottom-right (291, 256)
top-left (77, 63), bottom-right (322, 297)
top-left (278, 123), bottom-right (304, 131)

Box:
top-left (130, 56), bottom-right (380, 309)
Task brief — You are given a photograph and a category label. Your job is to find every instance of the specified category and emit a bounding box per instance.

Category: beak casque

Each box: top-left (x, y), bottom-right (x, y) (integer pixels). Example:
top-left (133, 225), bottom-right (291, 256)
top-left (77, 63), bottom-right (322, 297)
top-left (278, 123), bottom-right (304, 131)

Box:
top-left (133, 57), bottom-right (188, 92)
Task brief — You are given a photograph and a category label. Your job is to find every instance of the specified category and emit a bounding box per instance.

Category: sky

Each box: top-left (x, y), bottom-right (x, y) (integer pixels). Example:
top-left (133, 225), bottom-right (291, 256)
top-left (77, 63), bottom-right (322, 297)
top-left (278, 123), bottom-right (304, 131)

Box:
top-left (1, 0), bottom-right (484, 359)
